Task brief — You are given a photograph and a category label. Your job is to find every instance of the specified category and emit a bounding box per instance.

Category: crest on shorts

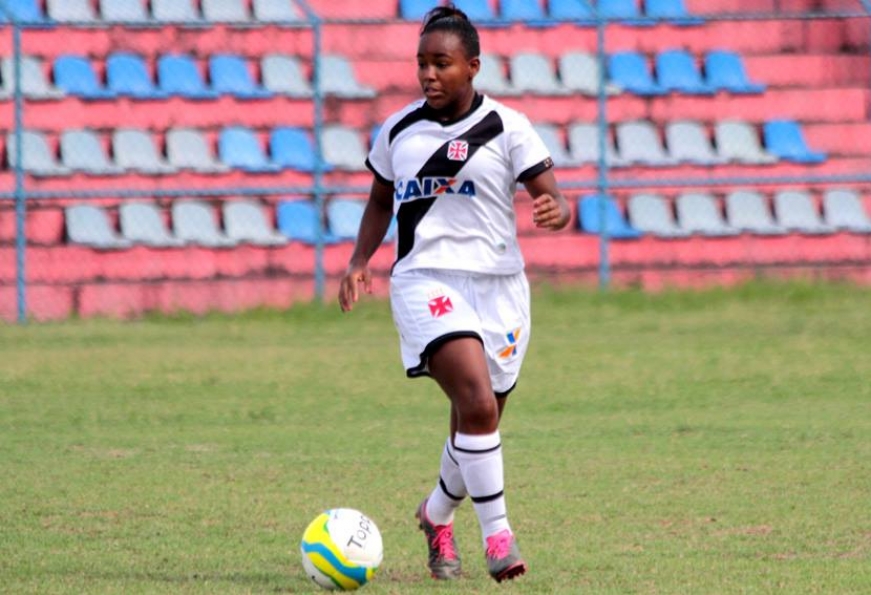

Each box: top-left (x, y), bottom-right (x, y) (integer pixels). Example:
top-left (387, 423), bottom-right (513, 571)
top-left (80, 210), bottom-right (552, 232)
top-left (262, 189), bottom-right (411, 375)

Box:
top-left (447, 140), bottom-right (469, 162)
top-left (498, 327), bottom-right (522, 359)
top-left (428, 294), bottom-right (454, 318)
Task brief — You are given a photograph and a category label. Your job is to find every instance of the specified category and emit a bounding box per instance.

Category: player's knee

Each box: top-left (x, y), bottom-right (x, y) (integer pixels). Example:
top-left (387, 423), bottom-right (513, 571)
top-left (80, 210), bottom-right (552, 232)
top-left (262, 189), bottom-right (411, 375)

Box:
top-left (453, 386), bottom-right (498, 431)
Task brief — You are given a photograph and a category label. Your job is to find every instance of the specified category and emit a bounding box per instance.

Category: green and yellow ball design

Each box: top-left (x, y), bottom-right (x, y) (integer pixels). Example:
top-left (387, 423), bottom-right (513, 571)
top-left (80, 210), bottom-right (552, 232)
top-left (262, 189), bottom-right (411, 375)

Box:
top-left (300, 508), bottom-right (383, 591)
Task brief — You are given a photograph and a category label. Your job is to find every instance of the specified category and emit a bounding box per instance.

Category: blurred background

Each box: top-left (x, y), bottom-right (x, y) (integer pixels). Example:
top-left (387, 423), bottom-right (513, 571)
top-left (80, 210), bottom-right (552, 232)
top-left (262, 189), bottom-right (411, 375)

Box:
top-left (2, 0), bottom-right (870, 322)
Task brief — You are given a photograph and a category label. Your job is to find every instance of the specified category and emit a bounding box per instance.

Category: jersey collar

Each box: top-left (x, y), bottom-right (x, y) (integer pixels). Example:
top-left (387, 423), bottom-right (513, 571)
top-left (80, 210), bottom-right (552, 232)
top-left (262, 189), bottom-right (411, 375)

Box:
top-left (422, 93), bottom-right (484, 126)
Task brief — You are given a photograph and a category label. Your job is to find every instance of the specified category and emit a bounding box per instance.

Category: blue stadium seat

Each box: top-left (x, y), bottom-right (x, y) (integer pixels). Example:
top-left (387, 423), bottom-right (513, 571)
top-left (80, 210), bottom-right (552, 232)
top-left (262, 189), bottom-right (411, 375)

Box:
top-left (501, 0), bottom-right (553, 26)
top-left (276, 200), bottom-right (338, 245)
top-left (453, 0), bottom-right (497, 23)
top-left (107, 53), bottom-right (168, 99)
top-left (399, 0), bottom-right (439, 20)
top-left (219, 126), bottom-right (281, 173)
top-left (157, 55), bottom-right (219, 99)
top-left (644, 0), bottom-right (703, 25)
top-left (608, 51), bottom-right (665, 96)
top-left (598, 0), bottom-right (647, 25)
top-left (578, 195), bottom-right (642, 239)
top-left (704, 50), bottom-right (765, 94)
top-left (656, 49), bottom-right (714, 94)
top-left (270, 127), bottom-right (333, 172)
top-left (53, 55), bottom-right (116, 99)
top-left (763, 120), bottom-right (826, 164)
top-left (548, 0), bottom-right (595, 21)
top-left (0, 0), bottom-right (49, 23)
top-left (209, 54), bottom-right (273, 99)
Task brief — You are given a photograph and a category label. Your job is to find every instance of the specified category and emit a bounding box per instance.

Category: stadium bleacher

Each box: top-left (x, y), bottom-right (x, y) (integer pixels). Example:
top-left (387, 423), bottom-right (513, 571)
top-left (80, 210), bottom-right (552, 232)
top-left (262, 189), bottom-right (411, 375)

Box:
top-left (2, 0), bottom-right (871, 321)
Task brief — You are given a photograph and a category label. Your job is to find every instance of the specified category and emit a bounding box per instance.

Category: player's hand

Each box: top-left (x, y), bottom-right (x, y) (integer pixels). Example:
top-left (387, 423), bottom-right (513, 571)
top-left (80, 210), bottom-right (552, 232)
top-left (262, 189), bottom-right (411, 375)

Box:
top-left (338, 263), bottom-right (373, 312)
top-left (532, 193), bottom-right (571, 231)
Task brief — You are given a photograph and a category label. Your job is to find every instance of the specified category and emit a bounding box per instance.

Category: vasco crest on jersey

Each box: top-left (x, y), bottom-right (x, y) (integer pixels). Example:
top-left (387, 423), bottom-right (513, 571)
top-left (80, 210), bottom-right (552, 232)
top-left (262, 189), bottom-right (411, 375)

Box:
top-left (447, 140), bottom-right (469, 161)
top-left (427, 294), bottom-right (454, 318)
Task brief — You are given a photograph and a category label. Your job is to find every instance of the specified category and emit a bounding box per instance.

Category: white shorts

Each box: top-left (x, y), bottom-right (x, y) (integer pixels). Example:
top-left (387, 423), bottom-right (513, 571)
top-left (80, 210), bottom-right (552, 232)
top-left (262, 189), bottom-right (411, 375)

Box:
top-left (389, 268), bottom-right (531, 395)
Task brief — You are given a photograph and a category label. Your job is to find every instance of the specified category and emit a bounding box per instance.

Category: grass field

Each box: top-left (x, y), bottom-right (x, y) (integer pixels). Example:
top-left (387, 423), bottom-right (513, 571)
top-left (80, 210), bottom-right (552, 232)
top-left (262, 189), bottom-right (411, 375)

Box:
top-left (1, 281), bottom-right (870, 594)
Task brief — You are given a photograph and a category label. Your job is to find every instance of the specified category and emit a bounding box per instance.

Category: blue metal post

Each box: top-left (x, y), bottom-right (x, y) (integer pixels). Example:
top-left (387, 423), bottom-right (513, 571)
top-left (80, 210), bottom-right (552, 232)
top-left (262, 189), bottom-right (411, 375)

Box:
top-left (296, 0), bottom-right (326, 301)
top-left (311, 20), bottom-right (326, 301)
top-left (12, 18), bottom-right (27, 322)
top-left (595, 11), bottom-right (610, 290)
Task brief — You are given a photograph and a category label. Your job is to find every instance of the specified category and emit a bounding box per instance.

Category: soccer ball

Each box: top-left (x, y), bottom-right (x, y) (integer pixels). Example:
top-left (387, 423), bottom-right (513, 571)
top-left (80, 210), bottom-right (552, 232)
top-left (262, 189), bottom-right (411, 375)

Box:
top-left (300, 508), bottom-right (383, 591)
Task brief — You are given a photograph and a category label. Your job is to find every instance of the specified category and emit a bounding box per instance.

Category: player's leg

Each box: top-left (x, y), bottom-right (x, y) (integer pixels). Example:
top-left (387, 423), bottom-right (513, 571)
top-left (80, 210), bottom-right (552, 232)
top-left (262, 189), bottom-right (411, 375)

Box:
top-left (392, 271), bottom-right (474, 580)
top-left (416, 403), bottom-right (466, 579)
top-left (424, 403), bottom-right (466, 521)
top-left (468, 272), bottom-right (530, 582)
top-left (428, 338), bottom-right (525, 582)
top-left (426, 396), bottom-right (502, 527)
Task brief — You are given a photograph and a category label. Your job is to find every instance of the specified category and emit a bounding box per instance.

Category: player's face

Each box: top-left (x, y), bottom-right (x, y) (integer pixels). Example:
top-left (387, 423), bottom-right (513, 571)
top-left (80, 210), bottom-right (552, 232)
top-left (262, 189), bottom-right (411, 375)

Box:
top-left (417, 31), bottom-right (480, 119)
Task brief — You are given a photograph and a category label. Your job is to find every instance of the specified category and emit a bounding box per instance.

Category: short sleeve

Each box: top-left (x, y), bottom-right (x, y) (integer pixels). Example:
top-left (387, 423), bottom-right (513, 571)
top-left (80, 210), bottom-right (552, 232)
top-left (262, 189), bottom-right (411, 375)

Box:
top-left (366, 123), bottom-right (393, 184)
top-left (505, 111), bottom-right (551, 182)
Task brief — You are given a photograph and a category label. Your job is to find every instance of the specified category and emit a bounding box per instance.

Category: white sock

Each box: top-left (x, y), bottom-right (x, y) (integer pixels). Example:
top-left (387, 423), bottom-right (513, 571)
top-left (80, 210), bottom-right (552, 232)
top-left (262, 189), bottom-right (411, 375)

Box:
top-left (425, 438), bottom-right (467, 526)
top-left (453, 431), bottom-right (511, 545)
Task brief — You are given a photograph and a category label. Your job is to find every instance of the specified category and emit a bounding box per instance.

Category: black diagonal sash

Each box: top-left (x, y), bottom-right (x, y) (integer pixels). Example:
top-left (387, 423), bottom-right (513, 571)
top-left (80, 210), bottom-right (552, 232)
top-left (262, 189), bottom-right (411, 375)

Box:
top-left (395, 110), bottom-right (504, 265)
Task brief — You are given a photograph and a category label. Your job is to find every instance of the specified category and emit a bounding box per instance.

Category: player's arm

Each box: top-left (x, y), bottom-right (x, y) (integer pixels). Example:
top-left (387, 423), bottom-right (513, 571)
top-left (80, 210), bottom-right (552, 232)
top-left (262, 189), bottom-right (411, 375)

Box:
top-left (522, 167), bottom-right (572, 231)
top-left (338, 178), bottom-right (394, 312)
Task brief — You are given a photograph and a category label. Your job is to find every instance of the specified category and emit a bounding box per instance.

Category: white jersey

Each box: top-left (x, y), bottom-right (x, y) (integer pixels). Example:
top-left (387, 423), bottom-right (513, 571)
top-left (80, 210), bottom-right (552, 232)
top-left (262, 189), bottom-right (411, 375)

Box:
top-left (366, 94), bottom-right (552, 276)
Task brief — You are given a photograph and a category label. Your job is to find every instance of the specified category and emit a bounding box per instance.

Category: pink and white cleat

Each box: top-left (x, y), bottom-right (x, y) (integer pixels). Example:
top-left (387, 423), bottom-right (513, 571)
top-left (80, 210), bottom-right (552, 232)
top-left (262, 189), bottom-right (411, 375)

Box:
top-left (415, 498), bottom-right (462, 580)
top-left (485, 529), bottom-right (527, 582)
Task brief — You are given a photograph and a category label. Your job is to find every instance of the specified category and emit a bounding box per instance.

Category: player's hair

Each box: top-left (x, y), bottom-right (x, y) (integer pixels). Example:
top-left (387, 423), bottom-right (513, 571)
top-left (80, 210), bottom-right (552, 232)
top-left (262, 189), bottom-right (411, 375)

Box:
top-left (420, 4), bottom-right (481, 58)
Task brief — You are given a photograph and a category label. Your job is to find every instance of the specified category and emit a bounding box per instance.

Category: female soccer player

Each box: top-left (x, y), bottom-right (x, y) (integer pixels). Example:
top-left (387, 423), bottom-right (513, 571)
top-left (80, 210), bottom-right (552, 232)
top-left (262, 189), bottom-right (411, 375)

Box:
top-left (338, 4), bottom-right (571, 583)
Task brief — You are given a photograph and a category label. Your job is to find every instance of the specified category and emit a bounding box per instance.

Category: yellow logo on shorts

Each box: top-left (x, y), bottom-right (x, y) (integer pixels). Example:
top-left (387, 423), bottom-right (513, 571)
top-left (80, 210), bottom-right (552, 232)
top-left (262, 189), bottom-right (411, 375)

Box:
top-left (498, 328), bottom-right (522, 359)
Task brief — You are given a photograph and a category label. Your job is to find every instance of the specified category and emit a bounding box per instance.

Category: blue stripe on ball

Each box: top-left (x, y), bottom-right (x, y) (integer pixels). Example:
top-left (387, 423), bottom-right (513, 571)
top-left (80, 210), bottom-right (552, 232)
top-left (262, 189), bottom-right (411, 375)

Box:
top-left (301, 541), bottom-right (370, 586)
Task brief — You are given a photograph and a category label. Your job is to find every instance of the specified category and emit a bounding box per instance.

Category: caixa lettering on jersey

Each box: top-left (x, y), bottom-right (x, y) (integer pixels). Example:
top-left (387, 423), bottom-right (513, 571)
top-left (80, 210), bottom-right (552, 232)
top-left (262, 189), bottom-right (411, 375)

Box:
top-left (394, 177), bottom-right (477, 202)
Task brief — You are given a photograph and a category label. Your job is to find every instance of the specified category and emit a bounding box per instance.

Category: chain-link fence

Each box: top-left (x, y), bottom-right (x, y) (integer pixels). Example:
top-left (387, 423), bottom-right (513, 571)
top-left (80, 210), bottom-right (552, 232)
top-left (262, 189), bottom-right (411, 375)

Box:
top-left (2, 0), bottom-right (870, 322)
